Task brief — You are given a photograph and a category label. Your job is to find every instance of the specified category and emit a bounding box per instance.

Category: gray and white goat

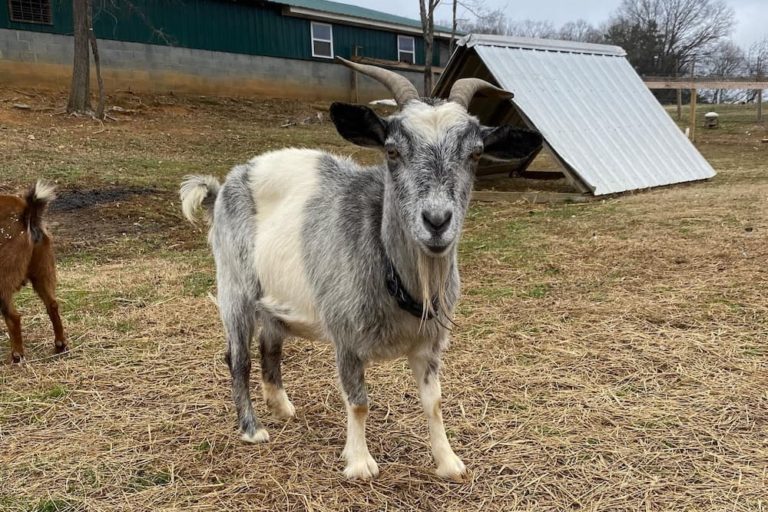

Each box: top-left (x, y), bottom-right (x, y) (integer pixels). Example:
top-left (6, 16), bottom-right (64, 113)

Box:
top-left (180, 59), bottom-right (542, 480)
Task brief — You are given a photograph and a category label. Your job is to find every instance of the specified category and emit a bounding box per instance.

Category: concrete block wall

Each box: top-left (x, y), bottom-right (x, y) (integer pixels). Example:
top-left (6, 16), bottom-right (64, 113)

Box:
top-left (0, 28), bottom-right (426, 101)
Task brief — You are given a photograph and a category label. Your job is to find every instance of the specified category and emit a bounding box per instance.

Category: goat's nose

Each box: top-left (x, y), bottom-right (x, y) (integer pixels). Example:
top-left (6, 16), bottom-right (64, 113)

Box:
top-left (422, 210), bottom-right (453, 235)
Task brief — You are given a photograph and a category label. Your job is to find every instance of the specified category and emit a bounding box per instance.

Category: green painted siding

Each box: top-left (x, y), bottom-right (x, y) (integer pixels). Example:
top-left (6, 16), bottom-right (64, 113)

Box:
top-left (1, 0), bottom-right (440, 65)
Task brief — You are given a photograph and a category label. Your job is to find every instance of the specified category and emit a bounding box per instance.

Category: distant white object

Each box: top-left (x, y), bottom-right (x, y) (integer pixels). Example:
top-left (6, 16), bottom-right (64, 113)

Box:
top-left (369, 99), bottom-right (397, 106)
top-left (685, 127), bottom-right (691, 138)
top-left (704, 112), bottom-right (719, 128)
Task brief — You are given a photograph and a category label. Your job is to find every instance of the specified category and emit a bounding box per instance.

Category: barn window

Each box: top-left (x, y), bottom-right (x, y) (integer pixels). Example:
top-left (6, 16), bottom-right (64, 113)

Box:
top-left (8, 0), bottom-right (52, 24)
top-left (398, 35), bottom-right (415, 64)
top-left (311, 22), bottom-right (334, 59)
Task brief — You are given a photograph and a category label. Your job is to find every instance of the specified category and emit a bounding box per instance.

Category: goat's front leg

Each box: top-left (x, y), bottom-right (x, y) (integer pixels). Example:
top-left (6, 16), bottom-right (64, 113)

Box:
top-left (336, 348), bottom-right (378, 480)
top-left (409, 350), bottom-right (466, 480)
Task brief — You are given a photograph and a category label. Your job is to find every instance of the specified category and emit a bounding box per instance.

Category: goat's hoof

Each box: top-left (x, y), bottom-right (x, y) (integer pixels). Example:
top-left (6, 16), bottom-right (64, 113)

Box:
top-left (10, 353), bottom-right (26, 365)
top-left (343, 454), bottom-right (379, 480)
top-left (241, 428), bottom-right (270, 444)
top-left (436, 455), bottom-right (467, 481)
top-left (263, 385), bottom-right (295, 419)
top-left (268, 398), bottom-right (295, 419)
top-left (54, 342), bottom-right (69, 355)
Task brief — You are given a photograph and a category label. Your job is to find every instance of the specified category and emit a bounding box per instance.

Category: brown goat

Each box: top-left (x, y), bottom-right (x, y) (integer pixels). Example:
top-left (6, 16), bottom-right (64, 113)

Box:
top-left (0, 181), bottom-right (66, 363)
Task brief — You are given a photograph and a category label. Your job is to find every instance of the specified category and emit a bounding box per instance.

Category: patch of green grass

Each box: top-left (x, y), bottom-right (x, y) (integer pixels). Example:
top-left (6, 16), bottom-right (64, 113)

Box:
top-left (195, 440), bottom-right (212, 453)
top-left (460, 215), bottom-right (544, 266)
top-left (636, 418), bottom-right (681, 430)
top-left (33, 498), bottom-right (79, 512)
top-left (114, 319), bottom-right (136, 334)
top-left (709, 297), bottom-right (746, 313)
top-left (742, 346), bottom-right (766, 357)
top-left (613, 384), bottom-right (641, 398)
top-left (183, 272), bottom-right (215, 297)
top-left (40, 385), bottom-right (68, 400)
top-left (537, 425), bottom-right (562, 437)
top-left (461, 319), bottom-right (500, 340)
top-left (127, 468), bottom-right (172, 492)
top-left (515, 353), bottom-right (538, 366)
top-left (466, 285), bottom-right (517, 300)
top-left (526, 284), bottom-right (551, 299)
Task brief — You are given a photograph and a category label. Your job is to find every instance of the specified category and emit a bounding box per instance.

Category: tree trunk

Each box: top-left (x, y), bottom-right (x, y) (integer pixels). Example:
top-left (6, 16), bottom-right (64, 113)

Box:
top-left (87, 0), bottom-right (105, 119)
top-left (424, 30), bottom-right (434, 94)
top-left (450, 0), bottom-right (457, 55)
top-left (67, 0), bottom-right (91, 114)
top-left (419, 0), bottom-right (437, 96)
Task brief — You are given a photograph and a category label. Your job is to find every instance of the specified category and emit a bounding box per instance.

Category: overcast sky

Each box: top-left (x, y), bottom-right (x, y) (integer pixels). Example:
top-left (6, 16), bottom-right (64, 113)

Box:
top-left (353, 0), bottom-right (766, 49)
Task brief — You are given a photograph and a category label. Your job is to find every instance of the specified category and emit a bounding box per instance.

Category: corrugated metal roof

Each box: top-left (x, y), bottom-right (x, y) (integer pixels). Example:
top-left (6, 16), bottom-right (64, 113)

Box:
top-left (271, 0), bottom-right (453, 34)
top-left (444, 34), bottom-right (716, 196)
top-left (464, 34), bottom-right (626, 56)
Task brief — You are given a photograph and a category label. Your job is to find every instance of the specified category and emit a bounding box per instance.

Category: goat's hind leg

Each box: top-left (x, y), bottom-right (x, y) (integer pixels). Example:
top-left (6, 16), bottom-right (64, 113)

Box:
top-left (29, 245), bottom-right (67, 354)
top-left (1, 294), bottom-right (24, 364)
top-left (259, 317), bottom-right (294, 419)
top-left (220, 287), bottom-right (268, 443)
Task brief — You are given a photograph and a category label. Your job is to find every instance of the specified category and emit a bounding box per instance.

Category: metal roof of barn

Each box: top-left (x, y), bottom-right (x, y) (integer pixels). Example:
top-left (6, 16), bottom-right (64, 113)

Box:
top-left (272, 0), bottom-right (454, 36)
top-left (434, 34), bottom-right (716, 196)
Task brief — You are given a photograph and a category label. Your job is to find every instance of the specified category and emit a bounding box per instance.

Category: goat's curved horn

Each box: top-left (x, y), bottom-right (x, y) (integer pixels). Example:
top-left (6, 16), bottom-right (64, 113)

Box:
top-left (337, 57), bottom-right (420, 107)
top-left (448, 78), bottom-right (514, 109)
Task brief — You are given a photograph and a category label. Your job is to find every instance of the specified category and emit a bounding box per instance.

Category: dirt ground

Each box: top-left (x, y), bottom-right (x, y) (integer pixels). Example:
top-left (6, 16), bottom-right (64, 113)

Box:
top-left (0, 87), bottom-right (766, 512)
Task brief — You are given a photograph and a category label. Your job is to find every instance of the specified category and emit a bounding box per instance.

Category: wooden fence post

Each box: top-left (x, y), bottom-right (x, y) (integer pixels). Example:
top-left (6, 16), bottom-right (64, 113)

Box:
top-left (689, 88), bottom-right (697, 142)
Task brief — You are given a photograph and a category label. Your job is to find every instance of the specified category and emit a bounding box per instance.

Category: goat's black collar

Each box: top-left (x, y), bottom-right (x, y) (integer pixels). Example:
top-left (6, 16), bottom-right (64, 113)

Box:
top-left (385, 256), bottom-right (438, 320)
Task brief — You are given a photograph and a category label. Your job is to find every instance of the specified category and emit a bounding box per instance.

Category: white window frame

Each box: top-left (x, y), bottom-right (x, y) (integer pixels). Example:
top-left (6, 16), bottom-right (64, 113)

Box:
top-left (311, 22), bottom-right (334, 59)
top-left (397, 35), bottom-right (415, 64)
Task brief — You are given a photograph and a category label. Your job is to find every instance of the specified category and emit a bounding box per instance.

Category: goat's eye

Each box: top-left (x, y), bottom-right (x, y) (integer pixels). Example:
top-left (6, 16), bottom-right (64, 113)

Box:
top-left (386, 147), bottom-right (400, 160)
top-left (470, 147), bottom-right (483, 161)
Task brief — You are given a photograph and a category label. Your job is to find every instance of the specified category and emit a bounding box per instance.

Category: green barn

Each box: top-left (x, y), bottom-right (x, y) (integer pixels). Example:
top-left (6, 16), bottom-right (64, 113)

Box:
top-left (0, 0), bottom-right (453, 99)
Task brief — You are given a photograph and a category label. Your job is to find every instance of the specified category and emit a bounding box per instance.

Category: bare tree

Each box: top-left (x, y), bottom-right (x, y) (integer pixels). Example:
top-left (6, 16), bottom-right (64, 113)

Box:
top-left (746, 38), bottom-right (768, 77)
top-left (419, 0), bottom-right (441, 94)
top-left (701, 41), bottom-right (745, 103)
top-left (506, 19), bottom-right (556, 39)
top-left (450, 0), bottom-right (458, 54)
top-left (446, 0), bottom-right (490, 52)
top-left (457, 8), bottom-right (508, 35)
top-left (67, 0), bottom-right (106, 118)
top-left (559, 19), bottom-right (603, 43)
top-left (745, 38), bottom-right (768, 111)
top-left (67, 0), bottom-right (91, 114)
top-left (616, 0), bottom-right (735, 71)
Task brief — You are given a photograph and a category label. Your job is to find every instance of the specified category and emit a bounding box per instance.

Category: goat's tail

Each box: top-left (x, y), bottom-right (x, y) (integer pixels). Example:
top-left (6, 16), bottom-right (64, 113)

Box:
top-left (23, 180), bottom-right (56, 243)
top-left (180, 175), bottom-right (220, 225)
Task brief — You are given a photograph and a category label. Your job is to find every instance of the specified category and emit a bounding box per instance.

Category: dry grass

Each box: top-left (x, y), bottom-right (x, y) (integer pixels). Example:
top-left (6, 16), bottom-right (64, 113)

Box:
top-left (1, 88), bottom-right (767, 511)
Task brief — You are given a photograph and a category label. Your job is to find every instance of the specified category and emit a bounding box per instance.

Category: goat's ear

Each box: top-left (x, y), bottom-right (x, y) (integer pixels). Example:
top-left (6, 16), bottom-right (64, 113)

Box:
top-left (330, 103), bottom-right (388, 148)
top-left (481, 125), bottom-right (543, 160)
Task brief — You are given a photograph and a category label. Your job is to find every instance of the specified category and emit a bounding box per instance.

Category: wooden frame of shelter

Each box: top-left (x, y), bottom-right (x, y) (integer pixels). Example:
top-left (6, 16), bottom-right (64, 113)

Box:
top-left (644, 76), bottom-right (768, 142)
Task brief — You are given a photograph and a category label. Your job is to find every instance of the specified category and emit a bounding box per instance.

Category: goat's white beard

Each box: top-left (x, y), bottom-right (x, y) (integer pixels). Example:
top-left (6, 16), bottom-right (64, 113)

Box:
top-left (416, 250), bottom-right (451, 328)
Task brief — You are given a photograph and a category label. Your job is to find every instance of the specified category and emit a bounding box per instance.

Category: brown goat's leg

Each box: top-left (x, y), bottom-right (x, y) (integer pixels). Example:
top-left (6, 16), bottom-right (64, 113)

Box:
top-left (29, 240), bottom-right (67, 354)
top-left (1, 296), bottom-right (25, 363)
top-left (30, 276), bottom-right (67, 354)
